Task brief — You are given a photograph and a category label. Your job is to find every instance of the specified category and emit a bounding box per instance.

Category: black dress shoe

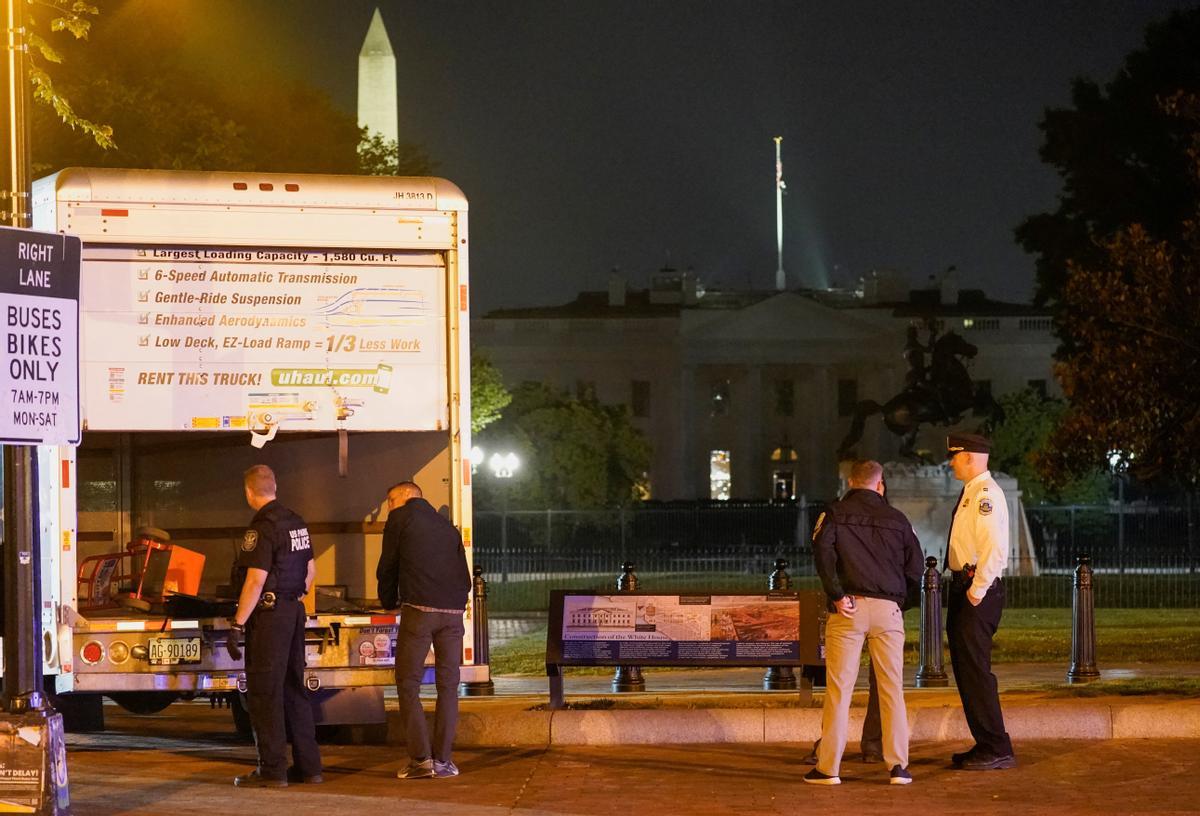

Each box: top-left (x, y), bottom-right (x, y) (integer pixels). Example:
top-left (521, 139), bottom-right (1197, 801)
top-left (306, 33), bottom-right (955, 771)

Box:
top-left (234, 770), bottom-right (287, 788)
top-left (951, 746), bottom-right (978, 766)
top-left (287, 766), bottom-right (324, 784)
top-left (960, 752), bottom-right (1017, 771)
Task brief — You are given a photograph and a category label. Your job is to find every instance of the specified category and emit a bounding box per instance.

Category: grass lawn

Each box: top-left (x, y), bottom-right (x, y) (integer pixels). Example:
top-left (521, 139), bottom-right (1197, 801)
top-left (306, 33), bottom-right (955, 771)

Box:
top-left (1037, 677), bottom-right (1200, 697)
top-left (489, 608), bottom-right (1200, 676)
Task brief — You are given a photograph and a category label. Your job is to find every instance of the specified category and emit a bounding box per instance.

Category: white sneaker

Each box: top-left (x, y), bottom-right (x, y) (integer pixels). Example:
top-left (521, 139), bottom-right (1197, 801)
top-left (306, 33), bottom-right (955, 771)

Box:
top-left (433, 759), bottom-right (460, 778)
top-left (397, 759), bottom-right (434, 779)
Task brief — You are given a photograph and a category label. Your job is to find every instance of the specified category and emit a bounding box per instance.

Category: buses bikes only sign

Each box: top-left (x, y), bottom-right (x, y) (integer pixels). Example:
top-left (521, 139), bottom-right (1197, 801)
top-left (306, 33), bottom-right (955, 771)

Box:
top-left (0, 226), bottom-right (81, 446)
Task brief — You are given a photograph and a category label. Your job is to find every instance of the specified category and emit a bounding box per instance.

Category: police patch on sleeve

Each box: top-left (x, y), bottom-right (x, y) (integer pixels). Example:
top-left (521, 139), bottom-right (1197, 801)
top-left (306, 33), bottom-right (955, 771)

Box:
top-left (812, 512), bottom-right (826, 542)
top-left (978, 497), bottom-right (993, 516)
top-left (242, 530), bottom-right (259, 552)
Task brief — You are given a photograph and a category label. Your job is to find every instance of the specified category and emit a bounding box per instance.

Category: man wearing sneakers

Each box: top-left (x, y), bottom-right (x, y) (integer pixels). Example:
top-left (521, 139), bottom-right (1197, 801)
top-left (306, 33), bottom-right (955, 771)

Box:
top-left (945, 433), bottom-right (1016, 771)
top-left (805, 460), bottom-right (924, 786)
top-left (377, 481), bottom-right (472, 780)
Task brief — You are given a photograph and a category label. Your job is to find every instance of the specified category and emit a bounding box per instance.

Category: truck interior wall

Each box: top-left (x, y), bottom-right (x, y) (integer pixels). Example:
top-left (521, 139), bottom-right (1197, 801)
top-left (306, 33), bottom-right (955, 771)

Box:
top-left (76, 430), bottom-right (451, 601)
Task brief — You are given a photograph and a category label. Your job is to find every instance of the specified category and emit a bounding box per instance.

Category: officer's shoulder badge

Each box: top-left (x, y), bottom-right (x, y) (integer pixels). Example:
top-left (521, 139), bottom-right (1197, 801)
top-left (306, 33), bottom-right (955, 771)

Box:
top-left (242, 530), bottom-right (259, 552)
top-left (812, 512), bottom-right (826, 541)
top-left (978, 497), bottom-right (993, 516)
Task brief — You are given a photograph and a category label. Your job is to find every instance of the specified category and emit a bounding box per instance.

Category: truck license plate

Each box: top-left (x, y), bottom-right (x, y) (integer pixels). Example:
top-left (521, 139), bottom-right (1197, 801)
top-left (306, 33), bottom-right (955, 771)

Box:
top-left (149, 637), bottom-right (201, 666)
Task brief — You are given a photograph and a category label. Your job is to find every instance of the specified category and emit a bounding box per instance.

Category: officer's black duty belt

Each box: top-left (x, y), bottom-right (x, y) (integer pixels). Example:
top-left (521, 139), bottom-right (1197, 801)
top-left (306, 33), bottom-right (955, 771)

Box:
top-left (256, 591), bottom-right (301, 610)
top-left (949, 566), bottom-right (1000, 590)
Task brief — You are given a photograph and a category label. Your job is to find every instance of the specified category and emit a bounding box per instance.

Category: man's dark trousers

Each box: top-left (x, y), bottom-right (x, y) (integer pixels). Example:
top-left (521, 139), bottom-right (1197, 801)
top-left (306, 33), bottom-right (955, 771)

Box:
top-left (244, 599), bottom-right (322, 780)
top-left (861, 661), bottom-right (882, 755)
top-left (947, 579), bottom-right (1013, 756)
top-left (395, 606), bottom-right (464, 762)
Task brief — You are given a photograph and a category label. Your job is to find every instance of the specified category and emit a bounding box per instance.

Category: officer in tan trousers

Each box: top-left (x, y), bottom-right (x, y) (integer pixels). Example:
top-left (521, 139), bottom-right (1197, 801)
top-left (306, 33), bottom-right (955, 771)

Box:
top-left (805, 460), bottom-right (925, 786)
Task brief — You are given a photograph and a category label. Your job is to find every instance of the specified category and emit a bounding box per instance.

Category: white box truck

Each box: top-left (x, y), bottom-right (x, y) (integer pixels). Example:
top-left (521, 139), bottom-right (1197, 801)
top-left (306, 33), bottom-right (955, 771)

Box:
top-left (8, 167), bottom-right (482, 728)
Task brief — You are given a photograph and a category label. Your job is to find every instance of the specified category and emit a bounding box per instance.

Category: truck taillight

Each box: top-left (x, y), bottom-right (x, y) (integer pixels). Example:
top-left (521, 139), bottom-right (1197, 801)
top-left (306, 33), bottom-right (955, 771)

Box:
top-left (81, 641), bottom-right (104, 665)
top-left (108, 641), bottom-right (130, 665)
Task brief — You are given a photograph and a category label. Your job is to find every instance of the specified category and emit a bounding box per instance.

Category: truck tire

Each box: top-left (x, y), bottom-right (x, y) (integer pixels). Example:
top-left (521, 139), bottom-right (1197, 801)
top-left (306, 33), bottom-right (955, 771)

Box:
top-left (108, 691), bottom-right (179, 715)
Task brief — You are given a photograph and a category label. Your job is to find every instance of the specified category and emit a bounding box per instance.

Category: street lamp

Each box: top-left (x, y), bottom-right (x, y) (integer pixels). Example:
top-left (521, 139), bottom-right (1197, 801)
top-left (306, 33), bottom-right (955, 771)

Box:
top-left (1107, 449), bottom-right (1133, 575)
top-left (475, 449), bottom-right (520, 581)
top-left (488, 451), bottom-right (520, 479)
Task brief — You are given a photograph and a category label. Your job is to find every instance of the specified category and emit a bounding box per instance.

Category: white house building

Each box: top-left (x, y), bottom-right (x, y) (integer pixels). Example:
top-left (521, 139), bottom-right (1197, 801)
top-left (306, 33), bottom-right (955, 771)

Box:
top-left (472, 268), bottom-right (1058, 502)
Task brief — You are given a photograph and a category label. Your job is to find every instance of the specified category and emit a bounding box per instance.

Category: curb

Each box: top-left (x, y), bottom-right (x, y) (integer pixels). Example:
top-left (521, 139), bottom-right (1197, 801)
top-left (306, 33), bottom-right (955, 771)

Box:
top-left (394, 699), bottom-right (1200, 747)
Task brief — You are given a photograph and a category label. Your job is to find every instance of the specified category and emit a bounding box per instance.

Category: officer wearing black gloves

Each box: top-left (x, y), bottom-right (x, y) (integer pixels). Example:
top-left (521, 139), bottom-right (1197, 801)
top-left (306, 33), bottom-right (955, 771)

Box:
top-left (229, 464), bottom-right (323, 789)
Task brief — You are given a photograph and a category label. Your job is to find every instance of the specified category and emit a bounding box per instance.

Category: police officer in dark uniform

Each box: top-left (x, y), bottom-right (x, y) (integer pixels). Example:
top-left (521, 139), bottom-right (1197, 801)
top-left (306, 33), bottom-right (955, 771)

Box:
top-left (228, 464), bottom-right (323, 788)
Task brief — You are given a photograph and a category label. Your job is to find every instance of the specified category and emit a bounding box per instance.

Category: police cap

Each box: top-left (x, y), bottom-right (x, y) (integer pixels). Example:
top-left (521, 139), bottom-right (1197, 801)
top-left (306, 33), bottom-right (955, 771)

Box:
top-left (947, 432), bottom-right (991, 455)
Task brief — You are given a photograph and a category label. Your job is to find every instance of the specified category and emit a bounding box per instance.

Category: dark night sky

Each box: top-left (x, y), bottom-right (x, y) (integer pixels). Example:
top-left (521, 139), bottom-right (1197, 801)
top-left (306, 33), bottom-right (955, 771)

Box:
top-left (170, 0), bottom-right (1191, 312)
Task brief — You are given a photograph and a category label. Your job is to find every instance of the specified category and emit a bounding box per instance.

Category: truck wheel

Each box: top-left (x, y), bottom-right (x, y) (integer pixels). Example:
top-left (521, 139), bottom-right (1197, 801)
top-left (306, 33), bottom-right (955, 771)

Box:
top-left (108, 691), bottom-right (179, 715)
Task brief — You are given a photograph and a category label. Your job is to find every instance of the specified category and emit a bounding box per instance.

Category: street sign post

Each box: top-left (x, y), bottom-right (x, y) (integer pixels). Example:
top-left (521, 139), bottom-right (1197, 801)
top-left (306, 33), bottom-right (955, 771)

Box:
top-left (4, 0), bottom-right (74, 808)
top-left (0, 225), bottom-right (79, 815)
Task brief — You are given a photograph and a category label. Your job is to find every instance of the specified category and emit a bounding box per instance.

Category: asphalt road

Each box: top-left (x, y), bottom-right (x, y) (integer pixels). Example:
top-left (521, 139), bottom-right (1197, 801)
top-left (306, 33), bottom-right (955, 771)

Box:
top-left (63, 703), bottom-right (1200, 815)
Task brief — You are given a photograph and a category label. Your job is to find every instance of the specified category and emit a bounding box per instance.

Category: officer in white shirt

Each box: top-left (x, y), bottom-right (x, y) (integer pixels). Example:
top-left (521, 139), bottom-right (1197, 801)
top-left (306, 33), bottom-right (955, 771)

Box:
top-left (945, 433), bottom-right (1016, 771)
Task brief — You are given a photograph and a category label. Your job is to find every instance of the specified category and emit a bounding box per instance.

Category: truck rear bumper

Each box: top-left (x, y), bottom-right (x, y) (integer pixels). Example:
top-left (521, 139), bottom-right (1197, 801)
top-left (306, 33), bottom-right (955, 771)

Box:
top-left (68, 663), bottom-right (491, 693)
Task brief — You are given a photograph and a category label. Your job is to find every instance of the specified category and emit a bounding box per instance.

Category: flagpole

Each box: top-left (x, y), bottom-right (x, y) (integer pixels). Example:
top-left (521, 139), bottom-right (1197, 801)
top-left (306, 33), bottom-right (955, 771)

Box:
top-left (774, 136), bottom-right (785, 291)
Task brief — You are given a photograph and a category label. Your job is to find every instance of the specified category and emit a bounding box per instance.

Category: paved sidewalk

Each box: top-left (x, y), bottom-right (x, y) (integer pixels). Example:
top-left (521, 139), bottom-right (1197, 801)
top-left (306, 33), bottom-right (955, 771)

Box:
top-left (65, 718), bottom-right (1200, 816)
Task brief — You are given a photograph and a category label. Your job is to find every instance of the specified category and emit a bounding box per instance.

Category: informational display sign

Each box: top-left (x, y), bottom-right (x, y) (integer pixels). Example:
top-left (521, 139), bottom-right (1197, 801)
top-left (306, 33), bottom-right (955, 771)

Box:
top-left (78, 245), bottom-right (448, 431)
top-left (545, 590), bottom-right (825, 667)
top-left (0, 225), bottom-right (81, 446)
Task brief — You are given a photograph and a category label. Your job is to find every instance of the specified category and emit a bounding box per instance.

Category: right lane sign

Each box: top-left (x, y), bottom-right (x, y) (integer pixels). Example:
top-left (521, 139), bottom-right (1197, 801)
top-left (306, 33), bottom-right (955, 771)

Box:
top-left (0, 225), bottom-right (81, 446)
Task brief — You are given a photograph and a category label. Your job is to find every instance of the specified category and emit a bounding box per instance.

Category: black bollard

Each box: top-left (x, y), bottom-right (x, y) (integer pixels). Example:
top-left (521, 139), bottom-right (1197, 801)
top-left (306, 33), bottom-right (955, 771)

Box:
top-left (764, 558), bottom-right (798, 690)
top-left (915, 556), bottom-right (949, 687)
top-left (1067, 554), bottom-right (1101, 683)
top-left (612, 562), bottom-right (646, 692)
top-left (460, 566), bottom-right (496, 696)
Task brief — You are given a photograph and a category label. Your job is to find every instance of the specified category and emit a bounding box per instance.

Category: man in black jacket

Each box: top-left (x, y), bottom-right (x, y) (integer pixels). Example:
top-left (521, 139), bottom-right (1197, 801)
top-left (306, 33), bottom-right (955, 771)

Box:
top-left (376, 481), bottom-right (472, 780)
top-left (804, 460), bottom-right (925, 787)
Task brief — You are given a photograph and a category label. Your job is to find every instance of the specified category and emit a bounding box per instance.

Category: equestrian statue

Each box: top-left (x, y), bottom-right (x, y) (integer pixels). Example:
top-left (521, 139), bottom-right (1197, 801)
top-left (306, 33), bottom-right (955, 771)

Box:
top-left (837, 319), bottom-right (986, 461)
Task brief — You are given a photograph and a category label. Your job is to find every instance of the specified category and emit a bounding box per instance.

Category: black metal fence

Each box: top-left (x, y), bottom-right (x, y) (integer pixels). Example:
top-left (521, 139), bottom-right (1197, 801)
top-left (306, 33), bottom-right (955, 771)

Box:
top-left (473, 499), bottom-right (1200, 612)
top-left (1024, 502), bottom-right (1199, 607)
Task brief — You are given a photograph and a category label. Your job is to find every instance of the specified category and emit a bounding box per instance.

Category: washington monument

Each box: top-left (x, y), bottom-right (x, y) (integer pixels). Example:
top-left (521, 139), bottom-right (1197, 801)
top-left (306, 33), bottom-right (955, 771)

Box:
top-left (358, 8), bottom-right (398, 145)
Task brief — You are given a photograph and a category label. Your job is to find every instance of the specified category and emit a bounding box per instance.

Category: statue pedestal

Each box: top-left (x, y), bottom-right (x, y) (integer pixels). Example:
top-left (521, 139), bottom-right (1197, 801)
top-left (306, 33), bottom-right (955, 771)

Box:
top-left (881, 463), bottom-right (1038, 577)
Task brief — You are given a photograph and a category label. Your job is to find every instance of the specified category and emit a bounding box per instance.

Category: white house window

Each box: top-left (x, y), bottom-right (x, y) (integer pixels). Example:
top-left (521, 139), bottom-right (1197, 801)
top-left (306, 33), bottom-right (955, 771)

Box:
top-left (709, 449), bottom-right (732, 500)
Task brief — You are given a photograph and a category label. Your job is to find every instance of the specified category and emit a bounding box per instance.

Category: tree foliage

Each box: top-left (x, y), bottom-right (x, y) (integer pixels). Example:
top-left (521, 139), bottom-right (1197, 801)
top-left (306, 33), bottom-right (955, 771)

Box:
top-left (358, 132), bottom-right (438, 177)
top-left (1036, 216), bottom-right (1200, 487)
top-left (474, 383), bottom-right (651, 510)
top-left (986, 388), bottom-right (1107, 504)
top-left (470, 350), bottom-right (512, 434)
top-left (1015, 8), bottom-right (1200, 311)
top-left (25, 0), bottom-right (113, 150)
top-left (1033, 94), bottom-right (1200, 487)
